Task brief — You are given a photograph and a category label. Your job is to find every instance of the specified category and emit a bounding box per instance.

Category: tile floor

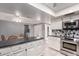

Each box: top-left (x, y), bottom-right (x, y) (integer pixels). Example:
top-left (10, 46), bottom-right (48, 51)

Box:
top-left (43, 47), bottom-right (65, 56)
top-left (42, 39), bottom-right (65, 56)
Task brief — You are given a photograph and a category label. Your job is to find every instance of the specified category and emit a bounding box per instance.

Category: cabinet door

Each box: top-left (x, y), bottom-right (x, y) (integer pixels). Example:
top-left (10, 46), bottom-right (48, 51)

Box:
top-left (13, 51), bottom-right (26, 56)
top-left (10, 49), bottom-right (27, 56)
top-left (27, 40), bottom-right (45, 56)
top-left (0, 47), bottom-right (11, 56)
top-left (51, 20), bottom-right (62, 29)
top-left (47, 37), bottom-right (60, 51)
top-left (2, 44), bottom-right (27, 56)
top-left (27, 46), bottom-right (44, 56)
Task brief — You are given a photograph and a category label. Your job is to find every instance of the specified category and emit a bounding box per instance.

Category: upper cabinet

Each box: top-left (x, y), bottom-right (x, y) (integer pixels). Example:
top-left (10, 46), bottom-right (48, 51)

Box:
top-left (63, 14), bottom-right (79, 22)
top-left (34, 24), bottom-right (44, 38)
top-left (51, 18), bottom-right (62, 29)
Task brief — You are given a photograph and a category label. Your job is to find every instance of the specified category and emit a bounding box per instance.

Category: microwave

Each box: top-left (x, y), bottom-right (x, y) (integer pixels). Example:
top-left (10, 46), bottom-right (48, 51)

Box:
top-left (63, 20), bottom-right (79, 29)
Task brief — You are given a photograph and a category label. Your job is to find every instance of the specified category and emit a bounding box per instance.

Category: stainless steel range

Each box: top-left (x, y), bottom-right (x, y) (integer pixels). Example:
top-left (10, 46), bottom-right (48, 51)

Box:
top-left (60, 20), bottom-right (79, 56)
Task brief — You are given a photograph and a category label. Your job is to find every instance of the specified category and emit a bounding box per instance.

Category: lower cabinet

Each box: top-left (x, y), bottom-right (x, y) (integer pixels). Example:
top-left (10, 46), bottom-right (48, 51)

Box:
top-left (0, 39), bottom-right (44, 56)
top-left (27, 46), bottom-right (44, 56)
top-left (0, 47), bottom-right (12, 56)
top-left (26, 39), bottom-right (45, 56)
top-left (0, 44), bottom-right (27, 56)
top-left (10, 49), bottom-right (27, 56)
top-left (47, 37), bottom-right (60, 51)
top-left (4, 49), bottom-right (27, 56)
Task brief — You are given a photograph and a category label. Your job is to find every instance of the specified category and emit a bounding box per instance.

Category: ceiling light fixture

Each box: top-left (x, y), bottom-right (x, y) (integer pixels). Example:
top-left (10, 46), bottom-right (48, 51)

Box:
top-left (37, 17), bottom-right (41, 21)
top-left (13, 17), bottom-right (22, 23)
top-left (15, 11), bottom-right (21, 17)
top-left (14, 11), bottom-right (22, 23)
top-left (70, 20), bottom-right (74, 22)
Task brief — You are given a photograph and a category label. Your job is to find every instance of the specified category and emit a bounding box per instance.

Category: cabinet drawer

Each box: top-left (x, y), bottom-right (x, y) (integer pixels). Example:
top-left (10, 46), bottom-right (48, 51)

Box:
top-left (27, 40), bottom-right (44, 49)
top-left (27, 45), bottom-right (44, 56)
top-left (10, 49), bottom-right (27, 56)
top-left (0, 47), bottom-right (11, 55)
top-left (27, 42), bottom-right (35, 49)
top-left (10, 45), bottom-right (23, 52)
top-left (47, 37), bottom-right (60, 51)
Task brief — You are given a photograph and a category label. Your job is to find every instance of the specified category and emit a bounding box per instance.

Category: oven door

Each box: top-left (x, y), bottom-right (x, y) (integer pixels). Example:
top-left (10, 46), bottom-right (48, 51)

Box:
top-left (63, 42), bottom-right (77, 52)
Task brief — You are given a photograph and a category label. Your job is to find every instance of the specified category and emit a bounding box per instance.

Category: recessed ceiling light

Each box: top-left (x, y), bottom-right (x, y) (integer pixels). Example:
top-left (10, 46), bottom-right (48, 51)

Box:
top-left (15, 11), bottom-right (21, 17)
top-left (13, 17), bottom-right (22, 23)
top-left (37, 17), bottom-right (40, 21)
top-left (70, 20), bottom-right (74, 22)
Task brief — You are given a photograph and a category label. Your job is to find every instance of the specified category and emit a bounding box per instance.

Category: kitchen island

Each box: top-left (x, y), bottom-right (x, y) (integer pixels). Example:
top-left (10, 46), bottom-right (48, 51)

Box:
top-left (0, 37), bottom-right (44, 56)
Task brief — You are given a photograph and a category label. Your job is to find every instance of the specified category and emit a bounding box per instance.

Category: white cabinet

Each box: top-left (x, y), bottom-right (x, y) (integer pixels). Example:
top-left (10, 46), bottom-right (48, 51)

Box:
top-left (4, 49), bottom-right (27, 56)
top-left (0, 47), bottom-right (12, 56)
top-left (27, 39), bottom-right (44, 56)
top-left (51, 20), bottom-right (62, 29)
top-left (0, 43), bottom-right (27, 56)
top-left (27, 46), bottom-right (39, 56)
top-left (47, 37), bottom-right (60, 51)
top-left (0, 39), bottom-right (44, 56)
top-left (10, 49), bottom-right (27, 56)
top-left (34, 24), bottom-right (43, 38)
top-left (27, 46), bottom-right (44, 56)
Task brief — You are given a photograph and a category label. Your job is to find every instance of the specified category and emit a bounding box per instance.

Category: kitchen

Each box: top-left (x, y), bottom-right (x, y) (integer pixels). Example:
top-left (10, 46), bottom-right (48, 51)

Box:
top-left (0, 3), bottom-right (79, 56)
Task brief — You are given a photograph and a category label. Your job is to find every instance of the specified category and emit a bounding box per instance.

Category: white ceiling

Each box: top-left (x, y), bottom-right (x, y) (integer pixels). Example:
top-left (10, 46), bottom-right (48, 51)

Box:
top-left (0, 3), bottom-right (41, 19)
top-left (28, 3), bottom-right (79, 17)
top-left (0, 3), bottom-right (78, 18)
top-left (0, 3), bottom-right (52, 24)
top-left (0, 3), bottom-right (79, 24)
top-left (42, 3), bottom-right (77, 13)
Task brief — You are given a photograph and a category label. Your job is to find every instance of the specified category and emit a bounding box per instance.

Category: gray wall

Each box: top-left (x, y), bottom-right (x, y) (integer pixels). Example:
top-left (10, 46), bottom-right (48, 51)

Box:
top-left (0, 20), bottom-right (24, 35)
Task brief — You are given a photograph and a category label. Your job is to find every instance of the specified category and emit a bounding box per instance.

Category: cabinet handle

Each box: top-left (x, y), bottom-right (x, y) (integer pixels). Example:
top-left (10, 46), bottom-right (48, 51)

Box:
top-left (25, 49), bottom-right (27, 51)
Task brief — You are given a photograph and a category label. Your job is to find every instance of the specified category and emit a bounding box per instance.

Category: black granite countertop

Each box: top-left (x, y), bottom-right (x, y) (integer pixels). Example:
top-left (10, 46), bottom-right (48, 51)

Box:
top-left (49, 35), bottom-right (62, 38)
top-left (0, 37), bottom-right (44, 48)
